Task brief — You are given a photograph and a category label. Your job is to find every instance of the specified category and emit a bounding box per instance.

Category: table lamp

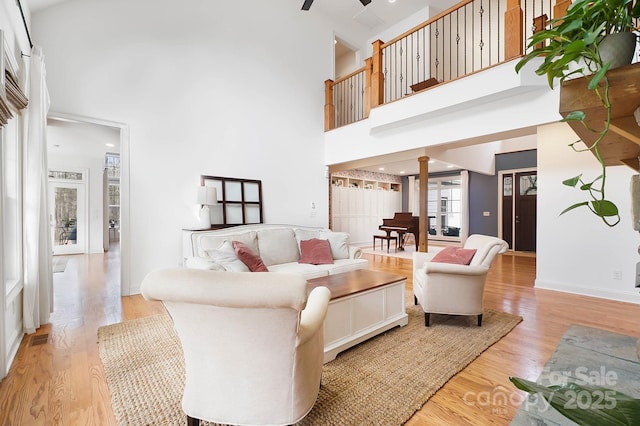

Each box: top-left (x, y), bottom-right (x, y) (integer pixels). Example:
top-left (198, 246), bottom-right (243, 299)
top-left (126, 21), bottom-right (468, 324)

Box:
top-left (196, 186), bottom-right (217, 229)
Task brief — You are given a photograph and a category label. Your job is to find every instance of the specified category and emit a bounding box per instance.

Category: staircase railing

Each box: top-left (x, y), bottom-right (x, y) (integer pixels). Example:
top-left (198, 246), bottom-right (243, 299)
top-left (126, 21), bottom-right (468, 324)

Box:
top-left (325, 0), bottom-right (570, 130)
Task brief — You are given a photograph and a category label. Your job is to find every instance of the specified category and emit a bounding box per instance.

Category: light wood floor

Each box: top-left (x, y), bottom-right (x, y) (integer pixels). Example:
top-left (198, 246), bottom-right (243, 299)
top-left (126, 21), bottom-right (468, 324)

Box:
top-left (1, 247), bottom-right (639, 425)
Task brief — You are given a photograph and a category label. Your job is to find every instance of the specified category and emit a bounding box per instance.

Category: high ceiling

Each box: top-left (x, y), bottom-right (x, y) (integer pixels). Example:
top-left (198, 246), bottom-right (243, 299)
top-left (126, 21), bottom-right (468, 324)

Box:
top-left (25, 0), bottom-right (452, 30)
top-left (310, 0), bottom-right (446, 36)
top-left (26, 0), bottom-right (529, 177)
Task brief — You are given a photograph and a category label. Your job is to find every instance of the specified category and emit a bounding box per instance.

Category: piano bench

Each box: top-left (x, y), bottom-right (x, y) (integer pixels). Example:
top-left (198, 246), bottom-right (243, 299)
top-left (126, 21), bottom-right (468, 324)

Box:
top-left (373, 234), bottom-right (398, 253)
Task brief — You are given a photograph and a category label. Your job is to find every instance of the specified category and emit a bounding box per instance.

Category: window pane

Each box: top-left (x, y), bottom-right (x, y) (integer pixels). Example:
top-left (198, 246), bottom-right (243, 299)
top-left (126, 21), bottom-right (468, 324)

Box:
top-left (49, 170), bottom-right (83, 180)
top-left (244, 182), bottom-right (260, 202)
top-left (520, 175), bottom-right (537, 195)
top-left (53, 187), bottom-right (78, 247)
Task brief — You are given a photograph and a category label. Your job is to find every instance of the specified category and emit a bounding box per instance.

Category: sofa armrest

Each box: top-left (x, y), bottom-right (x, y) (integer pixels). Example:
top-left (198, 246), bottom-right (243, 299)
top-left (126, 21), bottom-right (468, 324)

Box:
top-left (424, 262), bottom-right (488, 276)
top-left (297, 286), bottom-right (331, 346)
top-left (348, 245), bottom-right (363, 259)
top-left (184, 257), bottom-right (225, 271)
top-left (413, 251), bottom-right (437, 267)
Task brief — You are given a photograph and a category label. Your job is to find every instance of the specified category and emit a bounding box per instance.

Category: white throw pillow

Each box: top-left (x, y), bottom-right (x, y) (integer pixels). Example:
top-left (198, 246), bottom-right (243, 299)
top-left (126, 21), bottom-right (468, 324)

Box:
top-left (204, 240), bottom-right (250, 272)
top-left (320, 230), bottom-right (350, 259)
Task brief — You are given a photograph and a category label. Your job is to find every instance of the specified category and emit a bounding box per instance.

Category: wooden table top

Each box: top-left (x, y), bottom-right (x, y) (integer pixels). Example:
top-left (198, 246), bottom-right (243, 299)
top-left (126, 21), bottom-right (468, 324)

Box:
top-left (307, 269), bottom-right (406, 300)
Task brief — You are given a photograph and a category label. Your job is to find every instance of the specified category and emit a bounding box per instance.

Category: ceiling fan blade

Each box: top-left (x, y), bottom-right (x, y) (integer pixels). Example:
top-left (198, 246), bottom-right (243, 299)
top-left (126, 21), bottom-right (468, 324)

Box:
top-left (302, 0), bottom-right (314, 10)
top-left (359, 0), bottom-right (372, 5)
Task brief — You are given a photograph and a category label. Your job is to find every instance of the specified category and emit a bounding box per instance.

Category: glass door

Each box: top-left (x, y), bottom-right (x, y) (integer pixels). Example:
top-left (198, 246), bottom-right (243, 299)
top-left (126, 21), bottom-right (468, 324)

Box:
top-left (49, 170), bottom-right (87, 255)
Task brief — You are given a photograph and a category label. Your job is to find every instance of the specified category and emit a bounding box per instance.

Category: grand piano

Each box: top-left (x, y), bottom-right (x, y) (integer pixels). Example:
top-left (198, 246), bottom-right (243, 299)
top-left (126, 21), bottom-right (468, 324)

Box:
top-left (379, 212), bottom-right (419, 251)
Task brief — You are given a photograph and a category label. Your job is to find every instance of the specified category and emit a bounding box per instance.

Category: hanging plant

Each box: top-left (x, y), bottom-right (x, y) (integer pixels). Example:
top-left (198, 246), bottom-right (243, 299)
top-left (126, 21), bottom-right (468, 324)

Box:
top-left (515, 0), bottom-right (640, 227)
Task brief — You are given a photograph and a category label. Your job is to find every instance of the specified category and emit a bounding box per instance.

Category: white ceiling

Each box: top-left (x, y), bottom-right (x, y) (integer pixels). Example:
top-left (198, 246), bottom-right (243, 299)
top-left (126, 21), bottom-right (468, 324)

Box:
top-left (311, 0), bottom-right (440, 34)
top-left (28, 0), bottom-right (532, 177)
top-left (22, 0), bottom-right (60, 13)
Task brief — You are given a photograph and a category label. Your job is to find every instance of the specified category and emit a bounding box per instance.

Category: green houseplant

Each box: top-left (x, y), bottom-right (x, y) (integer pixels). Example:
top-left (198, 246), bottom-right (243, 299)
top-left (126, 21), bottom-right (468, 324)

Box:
top-left (515, 0), bottom-right (640, 227)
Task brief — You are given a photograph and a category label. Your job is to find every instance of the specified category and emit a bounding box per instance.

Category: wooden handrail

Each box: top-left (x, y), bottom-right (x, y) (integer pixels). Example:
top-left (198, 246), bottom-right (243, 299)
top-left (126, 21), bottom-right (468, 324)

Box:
top-left (331, 65), bottom-right (367, 87)
top-left (381, 0), bottom-right (476, 49)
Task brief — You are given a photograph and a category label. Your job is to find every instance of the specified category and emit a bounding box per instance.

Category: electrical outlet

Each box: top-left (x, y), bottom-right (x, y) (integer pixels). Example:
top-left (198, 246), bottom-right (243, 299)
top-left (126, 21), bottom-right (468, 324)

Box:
top-left (613, 270), bottom-right (622, 280)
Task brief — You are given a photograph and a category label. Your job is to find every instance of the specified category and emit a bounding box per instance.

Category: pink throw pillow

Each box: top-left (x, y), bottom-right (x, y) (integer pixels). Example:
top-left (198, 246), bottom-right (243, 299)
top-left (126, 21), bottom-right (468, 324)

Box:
top-left (431, 246), bottom-right (477, 265)
top-left (232, 241), bottom-right (269, 272)
top-left (299, 238), bottom-right (334, 265)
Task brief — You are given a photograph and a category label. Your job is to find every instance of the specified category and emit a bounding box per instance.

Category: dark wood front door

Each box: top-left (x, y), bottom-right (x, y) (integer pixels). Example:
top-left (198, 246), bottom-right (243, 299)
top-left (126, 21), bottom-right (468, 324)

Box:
top-left (501, 171), bottom-right (537, 252)
top-left (514, 172), bottom-right (537, 252)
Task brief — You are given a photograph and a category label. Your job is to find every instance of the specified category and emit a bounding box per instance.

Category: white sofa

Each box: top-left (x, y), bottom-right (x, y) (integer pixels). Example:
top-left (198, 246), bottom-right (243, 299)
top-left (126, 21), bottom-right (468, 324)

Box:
top-left (182, 224), bottom-right (368, 279)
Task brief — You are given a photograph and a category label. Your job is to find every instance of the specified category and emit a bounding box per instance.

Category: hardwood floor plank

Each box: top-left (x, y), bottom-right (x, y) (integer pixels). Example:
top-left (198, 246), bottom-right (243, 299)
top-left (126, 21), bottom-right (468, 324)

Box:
top-left (1, 247), bottom-right (639, 425)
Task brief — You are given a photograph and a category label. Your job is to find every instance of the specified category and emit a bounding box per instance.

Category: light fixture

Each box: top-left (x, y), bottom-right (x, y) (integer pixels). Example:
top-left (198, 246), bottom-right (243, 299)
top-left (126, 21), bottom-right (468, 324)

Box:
top-left (428, 160), bottom-right (435, 164)
top-left (447, 165), bottom-right (454, 168)
top-left (379, 167), bottom-right (385, 171)
top-left (106, 143), bottom-right (115, 147)
top-left (388, 0), bottom-right (396, 3)
top-left (196, 186), bottom-right (218, 229)
top-left (400, 171), bottom-right (405, 174)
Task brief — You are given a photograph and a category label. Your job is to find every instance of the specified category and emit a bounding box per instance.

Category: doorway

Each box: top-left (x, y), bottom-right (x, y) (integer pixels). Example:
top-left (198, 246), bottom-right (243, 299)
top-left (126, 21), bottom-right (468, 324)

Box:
top-left (46, 113), bottom-right (131, 295)
top-left (49, 170), bottom-right (87, 255)
top-left (499, 168), bottom-right (537, 252)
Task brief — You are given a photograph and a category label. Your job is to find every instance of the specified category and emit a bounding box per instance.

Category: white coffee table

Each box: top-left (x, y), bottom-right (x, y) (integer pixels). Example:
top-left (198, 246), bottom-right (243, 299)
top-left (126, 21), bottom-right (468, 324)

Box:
top-left (307, 269), bottom-right (408, 363)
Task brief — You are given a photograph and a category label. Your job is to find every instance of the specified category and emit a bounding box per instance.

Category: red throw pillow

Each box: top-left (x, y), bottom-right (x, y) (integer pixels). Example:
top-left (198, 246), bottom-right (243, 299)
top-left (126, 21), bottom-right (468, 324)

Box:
top-left (232, 241), bottom-right (269, 272)
top-left (299, 238), bottom-right (334, 265)
top-left (431, 246), bottom-right (477, 265)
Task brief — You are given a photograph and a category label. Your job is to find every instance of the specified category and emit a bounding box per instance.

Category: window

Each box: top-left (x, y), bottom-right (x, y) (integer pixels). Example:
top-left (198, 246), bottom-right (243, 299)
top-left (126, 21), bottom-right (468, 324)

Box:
top-left (105, 153), bottom-right (120, 239)
top-left (414, 173), bottom-right (467, 241)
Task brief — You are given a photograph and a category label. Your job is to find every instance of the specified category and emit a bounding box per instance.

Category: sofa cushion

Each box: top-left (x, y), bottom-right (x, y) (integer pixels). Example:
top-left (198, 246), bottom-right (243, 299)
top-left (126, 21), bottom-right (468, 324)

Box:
top-left (197, 231), bottom-right (259, 258)
top-left (204, 241), bottom-right (250, 272)
top-left (299, 239), bottom-right (334, 265)
top-left (267, 262), bottom-right (330, 279)
top-left (257, 228), bottom-right (300, 266)
top-left (232, 241), bottom-right (268, 272)
top-left (294, 228), bottom-right (350, 260)
top-left (327, 258), bottom-right (369, 274)
top-left (431, 246), bottom-right (477, 265)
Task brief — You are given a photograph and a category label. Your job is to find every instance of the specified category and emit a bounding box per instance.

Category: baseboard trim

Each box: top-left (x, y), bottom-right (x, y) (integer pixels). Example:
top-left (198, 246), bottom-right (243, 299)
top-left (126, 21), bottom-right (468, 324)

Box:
top-left (535, 279), bottom-right (640, 304)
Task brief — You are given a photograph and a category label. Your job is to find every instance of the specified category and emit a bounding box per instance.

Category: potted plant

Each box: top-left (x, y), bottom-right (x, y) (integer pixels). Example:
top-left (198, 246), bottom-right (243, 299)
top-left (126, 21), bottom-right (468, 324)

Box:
top-left (515, 0), bottom-right (640, 227)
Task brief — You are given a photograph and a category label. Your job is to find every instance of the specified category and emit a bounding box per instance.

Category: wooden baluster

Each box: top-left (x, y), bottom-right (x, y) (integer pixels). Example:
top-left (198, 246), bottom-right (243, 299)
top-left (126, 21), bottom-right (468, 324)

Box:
top-left (504, 0), bottom-right (523, 60)
top-left (371, 40), bottom-right (385, 108)
top-left (324, 79), bottom-right (335, 131)
top-left (364, 57), bottom-right (372, 118)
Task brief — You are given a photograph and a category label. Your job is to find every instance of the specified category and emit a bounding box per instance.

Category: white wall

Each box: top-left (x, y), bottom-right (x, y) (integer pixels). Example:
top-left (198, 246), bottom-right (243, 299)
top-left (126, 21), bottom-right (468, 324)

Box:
top-left (536, 122), bottom-right (640, 303)
top-left (30, 0), bottom-right (335, 293)
top-left (47, 120), bottom-right (120, 254)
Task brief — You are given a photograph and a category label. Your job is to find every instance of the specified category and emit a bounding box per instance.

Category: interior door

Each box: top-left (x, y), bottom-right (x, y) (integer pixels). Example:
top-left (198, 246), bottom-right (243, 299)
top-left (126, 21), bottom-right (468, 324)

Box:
top-left (50, 178), bottom-right (87, 255)
top-left (514, 172), bottom-right (537, 252)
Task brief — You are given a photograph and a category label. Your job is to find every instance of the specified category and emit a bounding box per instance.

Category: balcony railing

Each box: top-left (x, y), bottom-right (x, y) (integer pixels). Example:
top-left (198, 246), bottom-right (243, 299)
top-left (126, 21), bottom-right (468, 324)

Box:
top-left (325, 0), bottom-right (572, 130)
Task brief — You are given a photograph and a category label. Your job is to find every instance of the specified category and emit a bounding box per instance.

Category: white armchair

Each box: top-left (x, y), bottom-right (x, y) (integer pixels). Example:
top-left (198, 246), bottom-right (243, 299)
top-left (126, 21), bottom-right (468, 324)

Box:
top-left (140, 268), bottom-right (331, 426)
top-left (412, 235), bottom-right (508, 327)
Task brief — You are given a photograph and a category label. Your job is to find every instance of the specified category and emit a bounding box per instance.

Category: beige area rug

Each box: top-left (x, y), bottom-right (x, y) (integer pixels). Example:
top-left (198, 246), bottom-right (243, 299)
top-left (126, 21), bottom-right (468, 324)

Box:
top-left (98, 301), bottom-right (522, 426)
